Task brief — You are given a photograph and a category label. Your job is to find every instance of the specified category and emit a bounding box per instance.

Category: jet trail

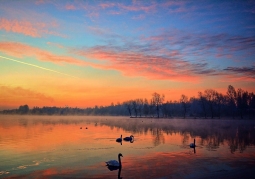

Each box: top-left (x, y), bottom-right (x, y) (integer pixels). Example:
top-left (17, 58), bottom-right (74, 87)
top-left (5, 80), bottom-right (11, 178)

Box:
top-left (0, 55), bottom-right (79, 79)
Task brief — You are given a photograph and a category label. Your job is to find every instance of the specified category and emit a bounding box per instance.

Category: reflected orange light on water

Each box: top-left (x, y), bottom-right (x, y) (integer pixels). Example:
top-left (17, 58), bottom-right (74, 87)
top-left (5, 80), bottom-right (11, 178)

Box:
top-left (1, 116), bottom-right (255, 179)
top-left (0, 122), bottom-right (116, 152)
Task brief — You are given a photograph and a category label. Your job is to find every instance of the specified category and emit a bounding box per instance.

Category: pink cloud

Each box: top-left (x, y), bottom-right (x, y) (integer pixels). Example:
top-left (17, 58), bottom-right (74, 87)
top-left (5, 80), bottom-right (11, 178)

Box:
top-left (0, 18), bottom-right (42, 37)
top-left (75, 46), bottom-right (200, 82)
top-left (65, 4), bottom-right (76, 10)
top-left (0, 18), bottom-right (63, 38)
top-left (99, 3), bottom-right (116, 9)
top-left (118, 3), bottom-right (157, 13)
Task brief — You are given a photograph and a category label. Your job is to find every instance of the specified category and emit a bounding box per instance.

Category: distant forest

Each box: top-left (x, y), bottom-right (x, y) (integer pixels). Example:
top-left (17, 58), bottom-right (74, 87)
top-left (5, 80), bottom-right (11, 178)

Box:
top-left (1, 85), bottom-right (255, 119)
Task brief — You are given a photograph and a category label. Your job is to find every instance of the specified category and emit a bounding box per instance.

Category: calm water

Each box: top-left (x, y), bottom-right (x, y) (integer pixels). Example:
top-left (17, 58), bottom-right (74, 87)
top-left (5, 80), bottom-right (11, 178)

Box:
top-left (0, 115), bottom-right (255, 179)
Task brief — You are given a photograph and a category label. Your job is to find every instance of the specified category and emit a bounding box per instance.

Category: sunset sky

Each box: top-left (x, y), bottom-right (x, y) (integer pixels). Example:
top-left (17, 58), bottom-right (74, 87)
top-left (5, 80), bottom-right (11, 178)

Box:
top-left (0, 0), bottom-right (254, 109)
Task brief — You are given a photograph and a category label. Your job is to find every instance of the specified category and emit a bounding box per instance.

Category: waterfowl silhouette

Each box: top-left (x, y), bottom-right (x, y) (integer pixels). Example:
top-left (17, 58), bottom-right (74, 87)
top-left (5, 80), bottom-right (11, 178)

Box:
top-left (106, 153), bottom-right (123, 170)
top-left (123, 135), bottom-right (134, 142)
top-left (190, 139), bottom-right (196, 148)
top-left (116, 135), bottom-right (122, 143)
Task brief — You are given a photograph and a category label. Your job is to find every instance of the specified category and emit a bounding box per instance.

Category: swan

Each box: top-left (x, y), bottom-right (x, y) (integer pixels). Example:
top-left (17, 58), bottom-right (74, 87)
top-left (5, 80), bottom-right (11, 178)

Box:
top-left (116, 135), bottom-right (122, 142)
top-left (190, 139), bottom-right (196, 148)
top-left (106, 153), bottom-right (123, 168)
top-left (123, 135), bottom-right (134, 142)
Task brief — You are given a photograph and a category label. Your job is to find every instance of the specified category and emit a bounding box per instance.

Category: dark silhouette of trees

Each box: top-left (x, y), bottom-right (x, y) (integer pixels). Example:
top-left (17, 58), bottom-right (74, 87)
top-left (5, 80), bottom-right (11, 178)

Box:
top-left (1, 85), bottom-right (254, 119)
top-left (204, 89), bottom-right (217, 119)
top-left (180, 94), bottom-right (189, 118)
top-left (151, 92), bottom-right (165, 118)
top-left (248, 92), bottom-right (255, 118)
top-left (215, 92), bottom-right (224, 119)
top-left (198, 92), bottom-right (207, 118)
top-left (236, 88), bottom-right (248, 119)
top-left (227, 85), bottom-right (237, 118)
top-left (162, 101), bottom-right (172, 118)
top-left (132, 100), bottom-right (138, 117)
top-left (18, 105), bottom-right (29, 114)
top-left (143, 99), bottom-right (149, 117)
top-left (124, 100), bottom-right (132, 117)
top-left (136, 99), bottom-right (144, 117)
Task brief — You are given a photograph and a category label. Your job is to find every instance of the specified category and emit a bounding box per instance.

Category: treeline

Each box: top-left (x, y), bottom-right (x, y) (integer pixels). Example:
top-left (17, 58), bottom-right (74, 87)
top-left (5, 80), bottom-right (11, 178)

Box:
top-left (1, 85), bottom-right (255, 119)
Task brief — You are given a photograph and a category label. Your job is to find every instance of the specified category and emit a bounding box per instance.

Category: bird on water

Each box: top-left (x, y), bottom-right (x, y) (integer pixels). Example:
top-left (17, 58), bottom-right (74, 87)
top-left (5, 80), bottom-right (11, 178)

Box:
top-left (123, 135), bottom-right (134, 142)
top-left (116, 135), bottom-right (122, 143)
top-left (190, 139), bottom-right (196, 148)
top-left (106, 153), bottom-right (123, 169)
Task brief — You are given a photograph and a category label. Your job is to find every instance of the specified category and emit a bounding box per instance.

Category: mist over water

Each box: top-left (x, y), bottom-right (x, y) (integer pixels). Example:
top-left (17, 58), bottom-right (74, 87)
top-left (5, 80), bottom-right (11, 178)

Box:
top-left (0, 115), bottom-right (255, 178)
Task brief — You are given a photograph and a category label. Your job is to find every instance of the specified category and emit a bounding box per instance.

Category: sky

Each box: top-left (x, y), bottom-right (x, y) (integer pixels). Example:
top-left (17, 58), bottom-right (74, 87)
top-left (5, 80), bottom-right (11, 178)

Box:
top-left (0, 0), bottom-right (255, 109)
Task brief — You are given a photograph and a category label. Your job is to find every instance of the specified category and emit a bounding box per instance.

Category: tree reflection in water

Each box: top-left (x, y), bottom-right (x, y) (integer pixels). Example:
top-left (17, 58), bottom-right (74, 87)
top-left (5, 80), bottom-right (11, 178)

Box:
top-left (99, 118), bottom-right (255, 153)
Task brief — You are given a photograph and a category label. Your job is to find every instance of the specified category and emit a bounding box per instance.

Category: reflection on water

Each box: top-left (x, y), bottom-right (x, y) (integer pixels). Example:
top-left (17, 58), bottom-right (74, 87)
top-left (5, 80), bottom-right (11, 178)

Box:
top-left (0, 115), bottom-right (255, 178)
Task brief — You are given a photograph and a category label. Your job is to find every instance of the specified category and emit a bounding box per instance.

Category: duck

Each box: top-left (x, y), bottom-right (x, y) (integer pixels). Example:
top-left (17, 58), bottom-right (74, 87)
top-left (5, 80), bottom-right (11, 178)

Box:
top-left (116, 135), bottom-right (122, 143)
top-left (190, 139), bottom-right (196, 148)
top-left (123, 135), bottom-right (134, 142)
top-left (106, 153), bottom-right (123, 169)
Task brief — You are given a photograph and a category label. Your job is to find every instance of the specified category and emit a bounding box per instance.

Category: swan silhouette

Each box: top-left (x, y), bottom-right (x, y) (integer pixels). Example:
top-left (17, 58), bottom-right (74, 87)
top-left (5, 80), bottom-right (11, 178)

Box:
top-left (106, 153), bottom-right (123, 170)
top-left (190, 139), bottom-right (196, 148)
top-left (123, 135), bottom-right (134, 142)
top-left (116, 135), bottom-right (122, 143)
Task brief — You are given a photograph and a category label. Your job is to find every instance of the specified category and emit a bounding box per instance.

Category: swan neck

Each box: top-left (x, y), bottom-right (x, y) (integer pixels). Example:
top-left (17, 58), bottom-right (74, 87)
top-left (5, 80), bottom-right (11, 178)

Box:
top-left (118, 155), bottom-right (122, 167)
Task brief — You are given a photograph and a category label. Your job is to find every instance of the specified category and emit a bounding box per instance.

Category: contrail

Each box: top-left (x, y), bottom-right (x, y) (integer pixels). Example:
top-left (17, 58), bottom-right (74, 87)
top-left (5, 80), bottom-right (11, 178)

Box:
top-left (0, 55), bottom-right (79, 78)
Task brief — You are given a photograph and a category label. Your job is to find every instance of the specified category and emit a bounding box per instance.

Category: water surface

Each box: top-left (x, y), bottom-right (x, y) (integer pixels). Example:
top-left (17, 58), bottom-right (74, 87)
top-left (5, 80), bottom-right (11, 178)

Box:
top-left (0, 115), bottom-right (255, 178)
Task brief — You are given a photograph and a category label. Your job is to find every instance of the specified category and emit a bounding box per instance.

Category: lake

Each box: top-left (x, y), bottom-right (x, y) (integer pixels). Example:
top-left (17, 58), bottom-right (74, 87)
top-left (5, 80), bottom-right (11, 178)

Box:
top-left (0, 115), bottom-right (255, 179)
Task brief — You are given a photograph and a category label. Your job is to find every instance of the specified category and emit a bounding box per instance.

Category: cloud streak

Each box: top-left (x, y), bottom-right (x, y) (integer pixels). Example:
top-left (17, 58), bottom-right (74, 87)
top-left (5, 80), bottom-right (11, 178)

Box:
top-left (223, 66), bottom-right (255, 80)
top-left (0, 42), bottom-right (89, 66)
top-left (0, 55), bottom-right (79, 79)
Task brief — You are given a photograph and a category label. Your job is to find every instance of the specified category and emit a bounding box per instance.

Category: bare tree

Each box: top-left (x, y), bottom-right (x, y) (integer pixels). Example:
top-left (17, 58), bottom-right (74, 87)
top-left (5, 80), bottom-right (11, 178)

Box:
top-left (227, 85), bottom-right (237, 118)
top-left (236, 88), bottom-right (248, 119)
top-left (124, 100), bottom-right (132, 117)
top-left (248, 92), bottom-right (255, 118)
top-left (151, 92), bottom-right (165, 118)
top-left (204, 89), bottom-right (217, 119)
top-left (136, 99), bottom-right (144, 117)
top-left (143, 98), bottom-right (149, 117)
top-left (198, 92), bottom-right (207, 118)
top-left (162, 101), bottom-right (172, 118)
top-left (132, 100), bottom-right (138, 117)
top-left (149, 99), bottom-right (155, 117)
top-left (180, 94), bottom-right (189, 118)
top-left (215, 92), bottom-right (224, 119)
